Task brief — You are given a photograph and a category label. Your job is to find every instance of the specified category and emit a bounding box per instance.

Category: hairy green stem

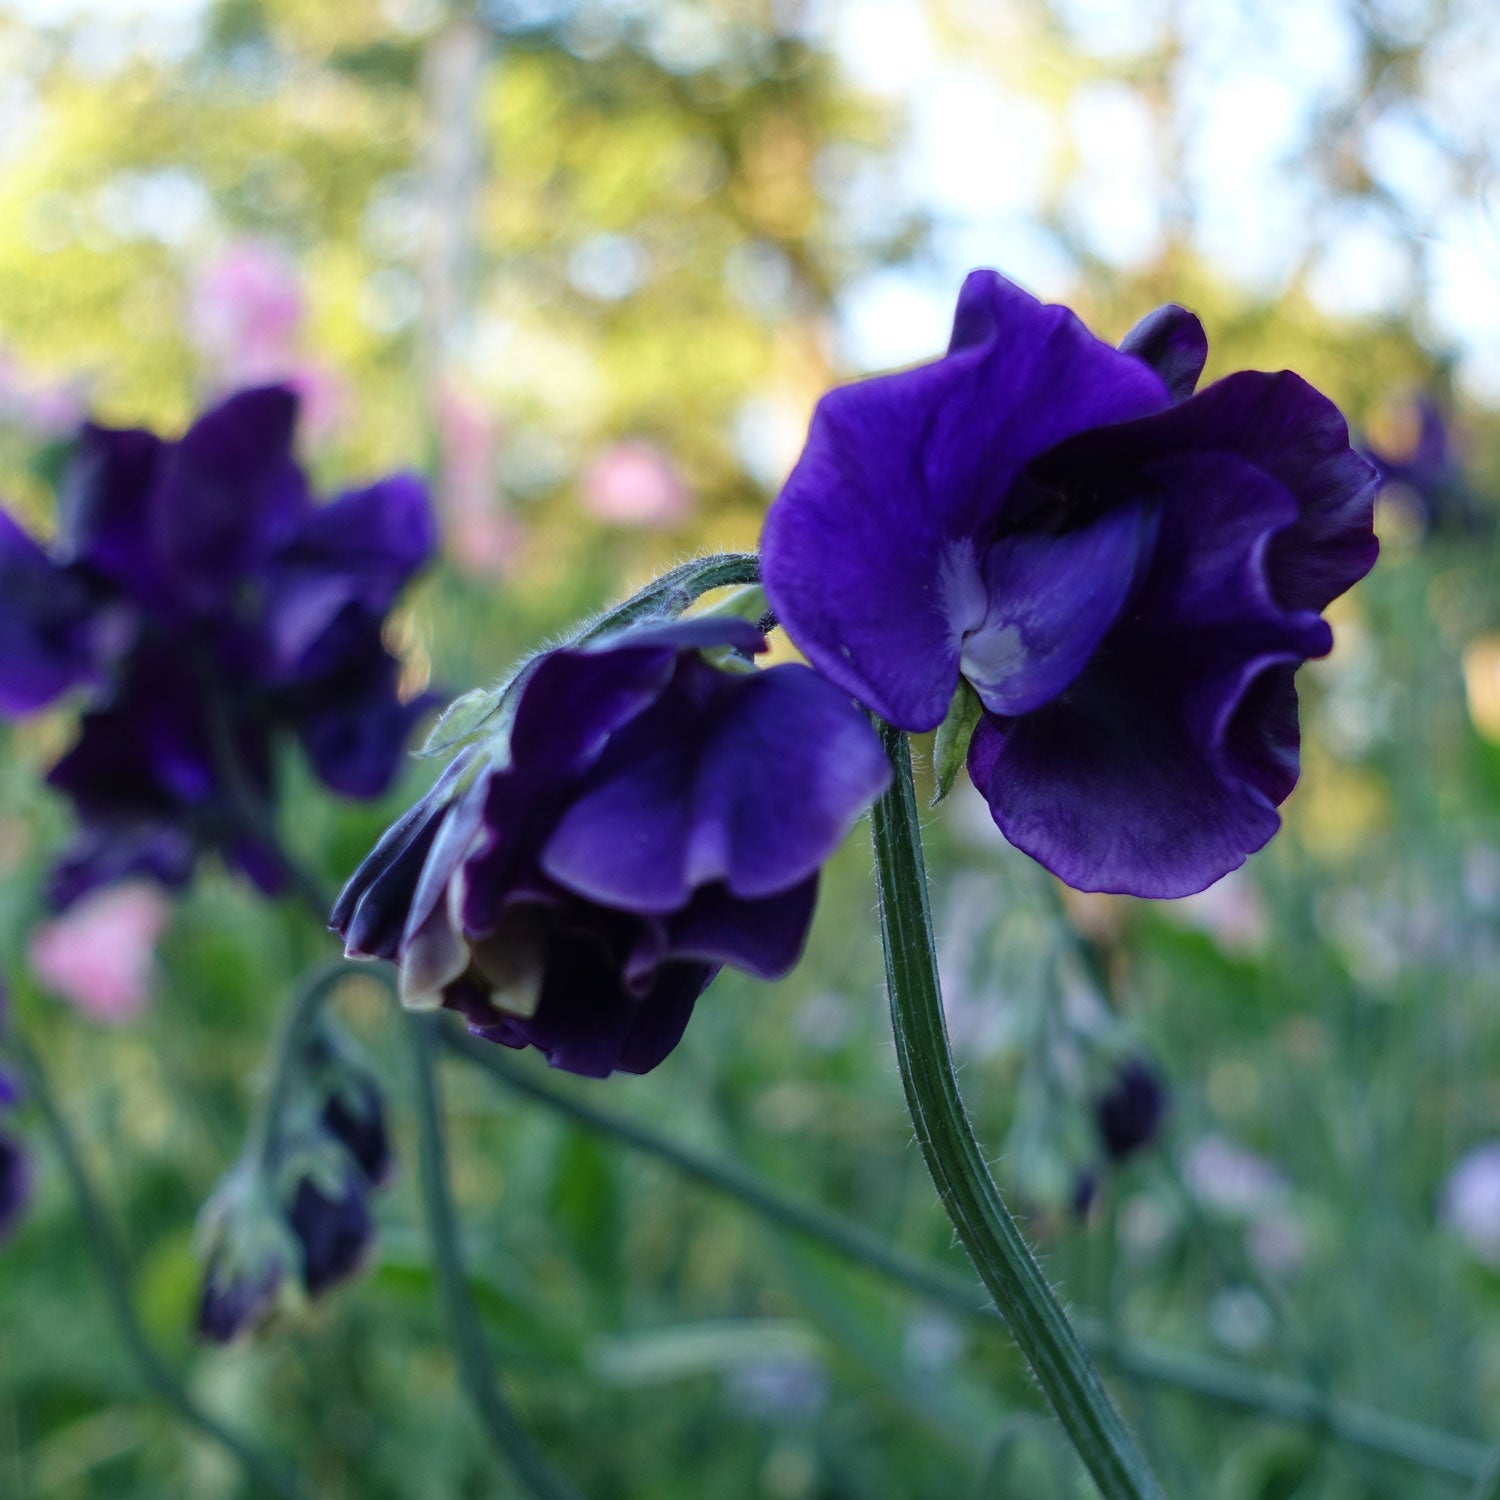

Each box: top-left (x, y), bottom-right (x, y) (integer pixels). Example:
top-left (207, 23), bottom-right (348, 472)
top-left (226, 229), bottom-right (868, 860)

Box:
top-left (6, 1029), bottom-right (311, 1500)
top-left (870, 719), bottom-right (1166, 1499)
top-left (404, 1015), bottom-right (582, 1499)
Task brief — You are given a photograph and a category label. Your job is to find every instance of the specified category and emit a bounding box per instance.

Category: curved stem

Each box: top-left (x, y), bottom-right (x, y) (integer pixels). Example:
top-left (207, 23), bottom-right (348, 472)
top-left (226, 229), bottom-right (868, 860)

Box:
top-left (444, 1029), bottom-right (1487, 1484)
top-left (6, 1029), bottom-right (311, 1500)
top-left (870, 719), bottom-right (1166, 1500)
top-left (248, 962), bottom-right (354, 1174)
top-left (404, 1014), bottom-right (582, 1500)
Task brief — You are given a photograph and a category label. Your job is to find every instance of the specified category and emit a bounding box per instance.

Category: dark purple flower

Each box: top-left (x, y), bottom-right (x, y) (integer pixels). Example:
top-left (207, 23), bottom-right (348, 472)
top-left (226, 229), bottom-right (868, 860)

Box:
top-left (0, 386), bottom-right (436, 906)
top-left (0, 1131), bottom-right (28, 1241)
top-left (197, 1248), bottom-right (288, 1343)
top-left (762, 271), bottom-right (1378, 897)
top-left (287, 1168), bottom-right (375, 1296)
top-left (322, 1079), bottom-right (393, 1189)
top-left (1363, 399), bottom-right (1482, 537)
top-left (333, 619), bottom-right (891, 1078)
top-left (1094, 1057), bottom-right (1170, 1163)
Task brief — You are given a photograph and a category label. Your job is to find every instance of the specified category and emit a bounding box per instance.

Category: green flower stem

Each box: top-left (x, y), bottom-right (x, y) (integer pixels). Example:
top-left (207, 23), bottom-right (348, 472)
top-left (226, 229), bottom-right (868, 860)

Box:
top-left (249, 961), bottom-right (355, 1175)
top-left (870, 719), bottom-right (1167, 1500)
top-left (404, 1014), bottom-right (582, 1500)
top-left (443, 1028), bottom-right (1487, 1483)
top-left (6, 1028), bottom-right (312, 1500)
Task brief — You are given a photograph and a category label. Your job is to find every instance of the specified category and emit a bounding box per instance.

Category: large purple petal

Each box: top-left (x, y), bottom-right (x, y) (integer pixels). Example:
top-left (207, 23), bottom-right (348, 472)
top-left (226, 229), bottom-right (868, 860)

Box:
top-left (1118, 305), bottom-right (1207, 403)
top-left (539, 661), bottom-right (889, 911)
top-left (962, 501), bottom-right (1155, 717)
top-left (0, 512), bottom-right (101, 715)
top-left (155, 387), bottom-right (308, 609)
top-left (969, 658), bottom-right (1284, 899)
top-left (762, 270), bottom-right (1170, 730)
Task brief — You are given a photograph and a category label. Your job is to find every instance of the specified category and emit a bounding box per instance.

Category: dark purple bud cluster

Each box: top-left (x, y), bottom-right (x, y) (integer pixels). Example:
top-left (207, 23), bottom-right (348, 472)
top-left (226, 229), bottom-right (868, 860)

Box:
top-left (334, 619), bottom-right (891, 1078)
top-left (0, 387), bottom-right (436, 907)
top-left (197, 1021), bottom-right (392, 1342)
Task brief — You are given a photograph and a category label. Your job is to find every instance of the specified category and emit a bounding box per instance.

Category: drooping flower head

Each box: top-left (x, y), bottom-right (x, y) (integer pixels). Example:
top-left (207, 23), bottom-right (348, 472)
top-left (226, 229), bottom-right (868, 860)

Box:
top-left (333, 618), bottom-right (891, 1078)
top-left (1093, 1055), bottom-right (1170, 1163)
top-left (0, 387), bottom-right (436, 906)
top-left (762, 271), bottom-right (1378, 897)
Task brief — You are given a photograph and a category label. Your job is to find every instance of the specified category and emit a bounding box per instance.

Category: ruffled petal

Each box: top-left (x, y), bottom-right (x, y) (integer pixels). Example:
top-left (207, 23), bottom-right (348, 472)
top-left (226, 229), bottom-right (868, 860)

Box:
top-left (539, 660), bottom-right (889, 911)
top-left (1032, 370), bottom-right (1377, 615)
top-left (762, 270), bottom-right (1170, 730)
top-left (971, 453), bottom-right (1331, 897)
top-left (1118, 305), bottom-right (1207, 402)
top-left (666, 876), bottom-right (819, 980)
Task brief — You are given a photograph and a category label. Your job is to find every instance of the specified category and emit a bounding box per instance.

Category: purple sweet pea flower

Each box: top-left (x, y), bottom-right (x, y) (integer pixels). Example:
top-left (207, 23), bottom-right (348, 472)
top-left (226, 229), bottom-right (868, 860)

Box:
top-left (333, 619), bottom-right (892, 1078)
top-left (0, 386), bottom-right (437, 906)
top-left (762, 270), bottom-right (1378, 897)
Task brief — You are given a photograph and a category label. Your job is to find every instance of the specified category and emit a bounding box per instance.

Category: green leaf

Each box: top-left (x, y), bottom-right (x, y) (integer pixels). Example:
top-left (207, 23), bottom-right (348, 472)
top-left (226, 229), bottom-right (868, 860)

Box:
top-left (416, 684), bottom-right (506, 760)
top-left (930, 679), bottom-right (982, 807)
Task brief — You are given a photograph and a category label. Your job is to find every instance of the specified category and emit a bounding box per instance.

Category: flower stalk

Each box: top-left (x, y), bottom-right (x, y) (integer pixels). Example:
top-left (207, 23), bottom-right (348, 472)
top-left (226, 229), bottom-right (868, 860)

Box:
top-left (869, 717), bottom-right (1167, 1500)
top-left (404, 1012), bottom-right (582, 1500)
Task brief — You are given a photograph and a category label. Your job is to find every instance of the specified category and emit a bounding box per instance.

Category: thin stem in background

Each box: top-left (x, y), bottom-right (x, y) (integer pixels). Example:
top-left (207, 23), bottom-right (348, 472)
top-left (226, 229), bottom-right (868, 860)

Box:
top-left (249, 961), bottom-right (356, 1174)
top-left (443, 1028), bottom-right (1487, 1484)
top-left (869, 718), bottom-right (1167, 1499)
top-left (403, 1014), bottom-right (582, 1500)
top-left (5, 1029), bottom-right (311, 1500)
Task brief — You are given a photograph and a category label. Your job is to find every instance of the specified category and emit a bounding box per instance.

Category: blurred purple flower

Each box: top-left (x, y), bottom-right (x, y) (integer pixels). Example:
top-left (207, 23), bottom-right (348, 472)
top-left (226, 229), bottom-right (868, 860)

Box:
top-left (1363, 399), bottom-right (1481, 537)
top-left (762, 270), bottom-right (1378, 897)
top-left (333, 619), bottom-right (891, 1077)
top-left (0, 386), bottom-right (436, 906)
top-left (1094, 1056), bottom-right (1170, 1163)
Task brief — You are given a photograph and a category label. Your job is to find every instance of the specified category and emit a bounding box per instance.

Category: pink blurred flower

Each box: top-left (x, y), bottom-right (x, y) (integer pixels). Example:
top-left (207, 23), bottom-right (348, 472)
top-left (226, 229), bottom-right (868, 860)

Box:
top-left (436, 384), bottom-right (519, 576)
top-left (581, 440), bottom-right (691, 528)
top-left (29, 883), bottom-right (171, 1025)
top-left (189, 241), bottom-right (305, 384)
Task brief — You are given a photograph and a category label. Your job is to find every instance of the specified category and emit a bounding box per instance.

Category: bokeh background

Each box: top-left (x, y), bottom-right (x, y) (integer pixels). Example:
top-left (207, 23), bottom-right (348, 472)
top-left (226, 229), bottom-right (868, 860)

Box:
top-left (2, 0), bottom-right (1500, 1495)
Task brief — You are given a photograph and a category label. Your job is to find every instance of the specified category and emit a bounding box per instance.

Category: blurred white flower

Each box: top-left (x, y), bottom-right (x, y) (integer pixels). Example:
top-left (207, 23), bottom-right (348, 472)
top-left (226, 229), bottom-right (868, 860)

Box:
top-left (1158, 868), bottom-right (1267, 955)
top-left (1182, 1134), bottom-right (1288, 1216)
top-left (1442, 1143), bottom-right (1500, 1267)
